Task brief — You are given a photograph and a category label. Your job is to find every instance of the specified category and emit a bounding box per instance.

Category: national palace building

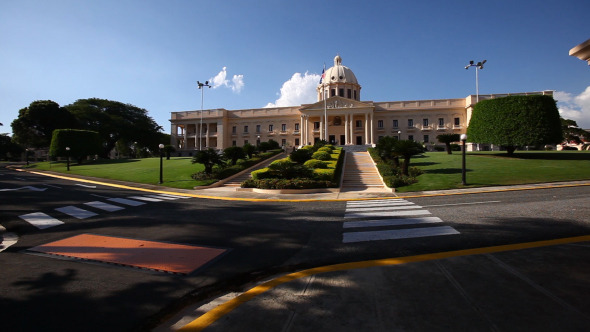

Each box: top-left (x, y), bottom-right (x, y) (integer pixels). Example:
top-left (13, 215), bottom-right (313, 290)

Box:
top-left (170, 55), bottom-right (552, 154)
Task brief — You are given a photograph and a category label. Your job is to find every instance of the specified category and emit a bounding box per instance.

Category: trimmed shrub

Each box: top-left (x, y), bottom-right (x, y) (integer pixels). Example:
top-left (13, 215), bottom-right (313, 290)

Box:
top-left (304, 159), bottom-right (329, 169)
top-left (251, 167), bottom-right (273, 179)
top-left (290, 148), bottom-right (313, 164)
top-left (311, 151), bottom-right (331, 161)
top-left (313, 168), bottom-right (334, 181)
top-left (317, 146), bottom-right (333, 153)
top-left (241, 178), bottom-right (332, 189)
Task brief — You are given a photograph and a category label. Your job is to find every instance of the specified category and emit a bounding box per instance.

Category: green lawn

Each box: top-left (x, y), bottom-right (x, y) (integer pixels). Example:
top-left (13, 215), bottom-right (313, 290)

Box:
top-left (398, 151), bottom-right (590, 192)
top-left (24, 151), bottom-right (590, 192)
top-left (30, 157), bottom-right (208, 189)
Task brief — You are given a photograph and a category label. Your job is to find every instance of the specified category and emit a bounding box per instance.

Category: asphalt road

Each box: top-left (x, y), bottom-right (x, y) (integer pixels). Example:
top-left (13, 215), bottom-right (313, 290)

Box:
top-left (1, 167), bottom-right (589, 331)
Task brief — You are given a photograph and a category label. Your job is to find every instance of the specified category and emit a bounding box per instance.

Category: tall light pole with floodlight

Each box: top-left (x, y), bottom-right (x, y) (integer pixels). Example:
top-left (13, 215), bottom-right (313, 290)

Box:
top-left (465, 60), bottom-right (486, 103)
top-left (197, 80), bottom-right (211, 151)
top-left (158, 143), bottom-right (165, 184)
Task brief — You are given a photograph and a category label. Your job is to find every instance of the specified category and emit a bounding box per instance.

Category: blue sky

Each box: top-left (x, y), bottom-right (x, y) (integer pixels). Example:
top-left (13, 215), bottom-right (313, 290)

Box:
top-left (1, 0), bottom-right (589, 136)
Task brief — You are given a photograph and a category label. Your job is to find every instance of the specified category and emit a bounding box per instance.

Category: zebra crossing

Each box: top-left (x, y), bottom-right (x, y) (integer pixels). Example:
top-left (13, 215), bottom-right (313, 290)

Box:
top-left (18, 193), bottom-right (190, 230)
top-left (342, 199), bottom-right (460, 243)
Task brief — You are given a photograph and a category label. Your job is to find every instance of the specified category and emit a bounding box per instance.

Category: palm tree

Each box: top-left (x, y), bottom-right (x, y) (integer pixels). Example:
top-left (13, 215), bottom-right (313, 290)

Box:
top-left (394, 140), bottom-right (425, 176)
top-left (375, 136), bottom-right (400, 167)
top-left (436, 133), bottom-right (460, 154)
top-left (192, 148), bottom-right (224, 175)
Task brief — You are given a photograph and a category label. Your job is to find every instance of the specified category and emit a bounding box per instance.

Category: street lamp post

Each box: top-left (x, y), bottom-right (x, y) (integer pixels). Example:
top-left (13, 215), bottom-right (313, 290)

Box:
top-left (197, 80), bottom-right (212, 151)
top-left (25, 148), bottom-right (29, 166)
top-left (460, 134), bottom-right (467, 185)
top-left (65, 147), bottom-right (70, 171)
top-left (397, 130), bottom-right (401, 141)
top-left (158, 143), bottom-right (164, 184)
top-left (465, 60), bottom-right (486, 103)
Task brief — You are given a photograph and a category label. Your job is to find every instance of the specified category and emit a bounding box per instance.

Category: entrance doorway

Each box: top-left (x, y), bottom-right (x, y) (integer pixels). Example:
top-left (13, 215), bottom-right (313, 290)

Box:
top-left (329, 135), bottom-right (336, 145)
top-left (340, 135), bottom-right (345, 145)
top-left (356, 136), bottom-right (363, 145)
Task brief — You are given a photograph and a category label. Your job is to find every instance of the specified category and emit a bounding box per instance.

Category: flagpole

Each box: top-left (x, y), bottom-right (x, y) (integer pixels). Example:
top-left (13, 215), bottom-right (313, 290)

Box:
top-left (323, 63), bottom-right (328, 143)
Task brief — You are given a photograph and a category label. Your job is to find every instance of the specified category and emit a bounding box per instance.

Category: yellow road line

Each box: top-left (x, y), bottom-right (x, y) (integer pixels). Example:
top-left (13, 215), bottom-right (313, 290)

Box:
top-left (178, 234), bottom-right (590, 331)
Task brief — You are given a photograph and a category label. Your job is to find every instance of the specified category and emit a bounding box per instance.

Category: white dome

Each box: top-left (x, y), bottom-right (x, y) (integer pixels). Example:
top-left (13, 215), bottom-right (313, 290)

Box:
top-left (324, 55), bottom-right (358, 85)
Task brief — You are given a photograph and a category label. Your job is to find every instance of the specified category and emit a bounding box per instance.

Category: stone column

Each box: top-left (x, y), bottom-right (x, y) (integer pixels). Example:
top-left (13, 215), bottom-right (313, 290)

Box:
top-left (370, 112), bottom-right (374, 145)
top-left (344, 113), bottom-right (349, 145)
top-left (364, 113), bottom-right (369, 144)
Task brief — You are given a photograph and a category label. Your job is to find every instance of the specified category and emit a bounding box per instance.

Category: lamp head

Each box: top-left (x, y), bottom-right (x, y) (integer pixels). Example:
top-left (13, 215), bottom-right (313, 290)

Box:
top-left (460, 134), bottom-right (467, 141)
top-left (469, 60), bottom-right (474, 65)
top-left (158, 144), bottom-right (165, 149)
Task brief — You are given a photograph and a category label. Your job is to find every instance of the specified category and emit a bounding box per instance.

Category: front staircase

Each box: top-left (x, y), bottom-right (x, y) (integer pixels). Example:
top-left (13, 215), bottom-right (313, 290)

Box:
top-left (223, 152), bottom-right (286, 187)
top-left (341, 151), bottom-right (390, 192)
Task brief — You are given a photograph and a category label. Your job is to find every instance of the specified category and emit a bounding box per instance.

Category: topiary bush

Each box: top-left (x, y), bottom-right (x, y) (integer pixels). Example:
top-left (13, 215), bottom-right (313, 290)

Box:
top-left (304, 159), bottom-right (329, 169)
top-left (311, 151), bottom-right (331, 160)
top-left (290, 148), bottom-right (313, 164)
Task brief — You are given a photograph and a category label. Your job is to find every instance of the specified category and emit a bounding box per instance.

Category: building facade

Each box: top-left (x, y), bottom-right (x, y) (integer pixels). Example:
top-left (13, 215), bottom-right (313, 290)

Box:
top-left (170, 55), bottom-right (552, 154)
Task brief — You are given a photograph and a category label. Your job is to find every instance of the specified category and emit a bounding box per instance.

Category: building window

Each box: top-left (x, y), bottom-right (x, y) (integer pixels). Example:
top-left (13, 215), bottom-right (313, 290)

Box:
top-left (356, 120), bottom-right (362, 128)
top-left (331, 89), bottom-right (336, 97)
top-left (423, 118), bottom-right (429, 127)
top-left (281, 139), bottom-right (286, 146)
top-left (281, 124), bottom-right (286, 132)
top-left (295, 138), bottom-right (300, 146)
top-left (408, 135), bottom-right (414, 141)
top-left (454, 117), bottom-right (460, 126)
top-left (232, 140), bottom-right (236, 146)
top-left (408, 119), bottom-right (414, 128)
top-left (232, 126), bottom-right (236, 134)
top-left (269, 124), bottom-right (274, 132)
top-left (438, 118), bottom-right (444, 127)
top-left (314, 122), bottom-right (320, 130)
top-left (393, 119), bottom-right (399, 128)
top-left (339, 88), bottom-right (344, 97)
top-left (347, 89), bottom-right (352, 98)
top-left (377, 120), bottom-right (384, 129)
top-left (256, 124), bottom-right (261, 133)
top-left (424, 135), bottom-right (429, 143)
top-left (295, 123), bottom-right (300, 131)
top-left (244, 140), bottom-right (249, 145)
top-left (244, 125), bottom-right (248, 133)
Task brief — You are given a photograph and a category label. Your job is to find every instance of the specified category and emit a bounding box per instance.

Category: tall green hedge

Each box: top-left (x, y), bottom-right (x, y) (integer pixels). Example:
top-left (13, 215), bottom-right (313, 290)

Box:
top-left (467, 95), bottom-right (562, 154)
top-left (49, 129), bottom-right (102, 162)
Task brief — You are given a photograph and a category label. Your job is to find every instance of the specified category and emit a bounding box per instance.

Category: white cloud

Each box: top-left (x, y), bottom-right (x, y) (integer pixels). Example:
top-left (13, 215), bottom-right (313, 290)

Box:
top-left (231, 74), bottom-right (244, 93)
top-left (556, 86), bottom-right (590, 128)
top-left (265, 72), bottom-right (320, 108)
top-left (209, 67), bottom-right (244, 93)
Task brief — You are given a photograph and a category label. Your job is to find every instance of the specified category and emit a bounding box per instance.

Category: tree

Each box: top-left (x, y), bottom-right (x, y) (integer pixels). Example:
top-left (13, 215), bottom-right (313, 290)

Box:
top-left (436, 134), bottom-right (461, 154)
top-left (223, 146), bottom-right (246, 165)
top-left (49, 129), bottom-right (102, 164)
top-left (192, 148), bottom-right (224, 175)
top-left (65, 98), bottom-right (163, 158)
top-left (0, 134), bottom-right (24, 161)
top-left (467, 95), bottom-right (562, 155)
top-left (561, 118), bottom-right (587, 144)
top-left (375, 136), bottom-right (400, 167)
top-left (394, 140), bottom-right (425, 176)
top-left (243, 143), bottom-right (256, 159)
top-left (164, 145), bottom-right (176, 160)
top-left (11, 100), bottom-right (78, 148)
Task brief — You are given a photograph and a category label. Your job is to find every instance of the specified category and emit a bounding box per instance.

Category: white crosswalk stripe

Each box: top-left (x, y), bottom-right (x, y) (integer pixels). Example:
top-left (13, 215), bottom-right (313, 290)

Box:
top-left (343, 217), bottom-right (443, 229)
top-left (343, 226), bottom-right (460, 243)
top-left (342, 199), bottom-right (459, 243)
top-left (108, 197), bottom-right (145, 206)
top-left (55, 206), bottom-right (98, 219)
top-left (129, 196), bottom-right (163, 202)
top-left (16, 194), bottom-right (189, 230)
top-left (19, 212), bottom-right (64, 229)
top-left (84, 201), bottom-right (125, 212)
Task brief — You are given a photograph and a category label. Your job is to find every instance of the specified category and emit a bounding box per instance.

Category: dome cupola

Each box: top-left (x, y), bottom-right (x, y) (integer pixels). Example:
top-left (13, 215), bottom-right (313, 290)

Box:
top-left (317, 55), bottom-right (361, 101)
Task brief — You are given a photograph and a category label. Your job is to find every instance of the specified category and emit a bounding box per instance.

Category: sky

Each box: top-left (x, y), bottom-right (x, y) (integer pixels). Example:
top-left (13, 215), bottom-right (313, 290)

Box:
top-left (1, 0), bottom-right (589, 136)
